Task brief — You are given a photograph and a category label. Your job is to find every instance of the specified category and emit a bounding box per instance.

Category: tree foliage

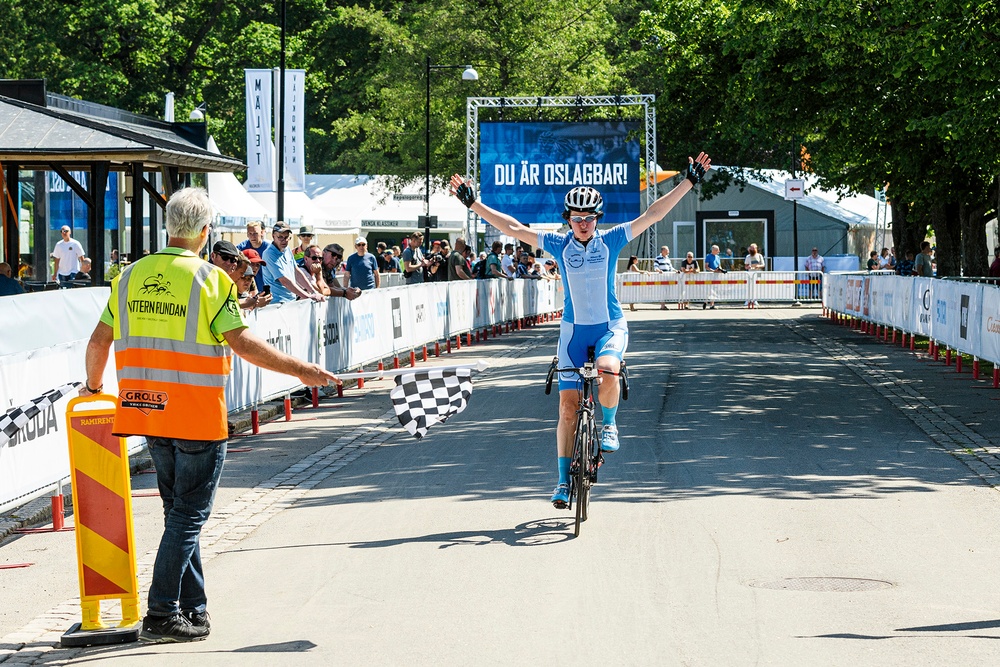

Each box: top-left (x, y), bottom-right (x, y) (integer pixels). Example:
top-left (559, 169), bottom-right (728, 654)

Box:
top-left (2, 0), bottom-right (998, 271)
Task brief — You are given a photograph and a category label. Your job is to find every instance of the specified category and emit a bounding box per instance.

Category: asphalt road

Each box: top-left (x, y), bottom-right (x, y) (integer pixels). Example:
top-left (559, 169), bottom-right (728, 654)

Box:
top-left (4, 307), bottom-right (1000, 666)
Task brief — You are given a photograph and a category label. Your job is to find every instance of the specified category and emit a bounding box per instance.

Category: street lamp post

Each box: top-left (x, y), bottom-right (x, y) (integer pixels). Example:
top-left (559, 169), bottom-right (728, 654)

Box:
top-left (424, 57), bottom-right (478, 251)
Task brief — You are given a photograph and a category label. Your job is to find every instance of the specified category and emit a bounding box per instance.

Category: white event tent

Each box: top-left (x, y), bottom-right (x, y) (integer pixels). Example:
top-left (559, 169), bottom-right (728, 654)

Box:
top-left (306, 175), bottom-right (469, 238)
top-left (205, 137), bottom-right (270, 231)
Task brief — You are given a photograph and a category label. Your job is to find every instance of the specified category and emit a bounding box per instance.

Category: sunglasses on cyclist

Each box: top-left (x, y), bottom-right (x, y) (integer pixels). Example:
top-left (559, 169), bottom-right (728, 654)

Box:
top-left (569, 214), bottom-right (598, 224)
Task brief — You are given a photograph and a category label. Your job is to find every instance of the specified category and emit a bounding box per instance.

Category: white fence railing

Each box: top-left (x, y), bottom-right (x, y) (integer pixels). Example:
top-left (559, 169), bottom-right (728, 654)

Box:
top-left (616, 271), bottom-right (824, 305)
top-left (823, 273), bottom-right (1000, 367)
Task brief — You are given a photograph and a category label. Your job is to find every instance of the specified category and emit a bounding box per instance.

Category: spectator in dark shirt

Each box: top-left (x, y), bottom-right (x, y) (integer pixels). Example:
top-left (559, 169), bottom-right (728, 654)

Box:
top-left (447, 238), bottom-right (472, 280)
top-left (895, 250), bottom-right (916, 276)
top-left (0, 262), bottom-right (25, 296)
top-left (866, 250), bottom-right (880, 271)
top-left (990, 248), bottom-right (1000, 278)
top-left (74, 257), bottom-right (93, 282)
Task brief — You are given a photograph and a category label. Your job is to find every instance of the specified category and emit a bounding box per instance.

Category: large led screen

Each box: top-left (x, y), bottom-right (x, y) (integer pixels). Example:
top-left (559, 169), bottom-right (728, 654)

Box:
top-left (479, 121), bottom-right (641, 225)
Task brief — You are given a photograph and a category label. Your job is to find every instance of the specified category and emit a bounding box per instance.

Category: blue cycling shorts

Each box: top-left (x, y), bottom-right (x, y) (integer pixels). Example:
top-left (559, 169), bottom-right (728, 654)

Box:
top-left (557, 318), bottom-right (629, 391)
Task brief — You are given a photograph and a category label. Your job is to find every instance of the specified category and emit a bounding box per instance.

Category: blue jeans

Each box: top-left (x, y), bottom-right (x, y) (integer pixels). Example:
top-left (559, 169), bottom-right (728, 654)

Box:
top-left (146, 437), bottom-right (227, 617)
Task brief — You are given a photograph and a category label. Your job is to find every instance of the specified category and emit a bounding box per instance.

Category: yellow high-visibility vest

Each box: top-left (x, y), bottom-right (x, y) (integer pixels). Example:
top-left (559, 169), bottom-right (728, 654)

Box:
top-left (101, 248), bottom-right (246, 441)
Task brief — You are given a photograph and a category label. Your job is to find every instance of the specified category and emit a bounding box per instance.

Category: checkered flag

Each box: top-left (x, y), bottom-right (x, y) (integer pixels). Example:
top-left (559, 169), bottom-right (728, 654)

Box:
top-left (390, 368), bottom-right (474, 439)
top-left (1, 383), bottom-right (81, 448)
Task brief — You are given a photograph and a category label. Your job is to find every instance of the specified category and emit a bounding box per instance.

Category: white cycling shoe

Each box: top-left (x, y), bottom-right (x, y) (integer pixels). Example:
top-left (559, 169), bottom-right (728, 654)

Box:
top-left (600, 425), bottom-right (619, 453)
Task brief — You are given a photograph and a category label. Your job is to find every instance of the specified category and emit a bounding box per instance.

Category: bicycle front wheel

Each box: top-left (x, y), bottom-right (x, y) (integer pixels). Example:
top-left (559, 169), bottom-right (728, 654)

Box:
top-left (574, 414), bottom-right (593, 536)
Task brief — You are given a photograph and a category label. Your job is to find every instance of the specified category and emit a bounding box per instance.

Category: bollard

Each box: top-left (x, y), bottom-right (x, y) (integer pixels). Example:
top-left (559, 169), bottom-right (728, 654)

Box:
top-left (475, 330), bottom-right (481, 343)
top-left (393, 355), bottom-right (400, 369)
top-left (358, 366), bottom-right (365, 389)
top-left (467, 332), bottom-right (473, 346)
top-left (974, 358), bottom-right (980, 379)
top-left (251, 407), bottom-right (260, 434)
top-left (51, 494), bottom-right (66, 531)
top-left (456, 334), bottom-right (462, 350)
top-left (422, 345), bottom-right (428, 362)
top-left (956, 354), bottom-right (963, 373)
top-left (892, 329), bottom-right (897, 344)
top-left (945, 348), bottom-right (952, 366)
top-left (447, 338), bottom-right (452, 353)
top-left (410, 349), bottom-right (417, 367)
top-left (378, 360), bottom-right (384, 371)
top-left (910, 335), bottom-right (915, 351)
top-left (337, 383), bottom-right (344, 398)
top-left (995, 367), bottom-right (1000, 389)
top-left (482, 327), bottom-right (488, 340)
top-left (517, 318), bottom-right (523, 330)
top-left (933, 342), bottom-right (940, 362)
top-left (284, 394), bottom-right (292, 421)
top-left (435, 342), bottom-right (440, 357)
top-left (312, 387), bottom-right (319, 408)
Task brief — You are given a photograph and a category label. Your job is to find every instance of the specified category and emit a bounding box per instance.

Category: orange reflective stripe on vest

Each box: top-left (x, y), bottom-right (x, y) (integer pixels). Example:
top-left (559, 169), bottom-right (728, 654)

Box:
top-left (111, 255), bottom-right (234, 441)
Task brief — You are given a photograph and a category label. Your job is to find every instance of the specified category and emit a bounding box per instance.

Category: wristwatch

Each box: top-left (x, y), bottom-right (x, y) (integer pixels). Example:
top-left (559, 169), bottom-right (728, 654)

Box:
top-left (84, 381), bottom-right (103, 395)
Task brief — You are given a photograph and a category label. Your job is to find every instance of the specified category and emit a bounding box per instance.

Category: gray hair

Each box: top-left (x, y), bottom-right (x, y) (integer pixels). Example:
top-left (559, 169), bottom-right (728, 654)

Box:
top-left (165, 188), bottom-right (213, 239)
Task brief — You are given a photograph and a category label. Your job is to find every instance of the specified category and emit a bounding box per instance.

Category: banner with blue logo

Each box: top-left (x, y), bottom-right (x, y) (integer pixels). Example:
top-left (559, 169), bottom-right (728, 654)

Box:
top-left (49, 171), bottom-right (119, 231)
top-left (479, 121), bottom-right (641, 225)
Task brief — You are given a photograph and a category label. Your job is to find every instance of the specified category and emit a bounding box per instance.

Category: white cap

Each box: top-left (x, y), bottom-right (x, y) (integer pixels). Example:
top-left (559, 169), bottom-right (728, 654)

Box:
top-left (355, 237), bottom-right (367, 246)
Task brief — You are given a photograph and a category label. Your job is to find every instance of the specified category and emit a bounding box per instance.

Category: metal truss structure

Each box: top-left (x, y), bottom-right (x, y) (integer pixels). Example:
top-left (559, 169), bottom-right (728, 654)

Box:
top-left (465, 95), bottom-right (658, 257)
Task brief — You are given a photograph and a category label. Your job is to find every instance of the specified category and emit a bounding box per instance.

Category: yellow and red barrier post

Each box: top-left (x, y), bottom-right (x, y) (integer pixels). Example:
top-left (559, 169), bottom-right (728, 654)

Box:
top-left (61, 394), bottom-right (141, 647)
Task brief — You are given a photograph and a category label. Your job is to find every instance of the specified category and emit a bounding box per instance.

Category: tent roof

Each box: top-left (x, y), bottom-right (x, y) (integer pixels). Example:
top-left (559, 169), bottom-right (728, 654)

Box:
top-left (0, 94), bottom-right (244, 173)
top-left (733, 169), bottom-right (888, 228)
top-left (306, 175), bottom-right (470, 232)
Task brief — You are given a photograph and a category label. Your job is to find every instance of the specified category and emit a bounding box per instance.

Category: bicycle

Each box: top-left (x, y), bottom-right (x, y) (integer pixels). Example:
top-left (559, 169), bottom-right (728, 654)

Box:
top-left (544, 347), bottom-right (629, 536)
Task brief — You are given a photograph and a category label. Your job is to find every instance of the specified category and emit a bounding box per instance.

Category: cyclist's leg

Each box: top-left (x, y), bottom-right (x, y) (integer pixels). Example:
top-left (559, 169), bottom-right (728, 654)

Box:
top-left (595, 319), bottom-right (628, 451)
top-left (552, 322), bottom-right (585, 505)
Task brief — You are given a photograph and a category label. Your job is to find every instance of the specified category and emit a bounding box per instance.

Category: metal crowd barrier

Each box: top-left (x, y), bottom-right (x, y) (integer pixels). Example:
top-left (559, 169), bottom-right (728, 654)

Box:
top-left (616, 271), bottom-right (824, 305)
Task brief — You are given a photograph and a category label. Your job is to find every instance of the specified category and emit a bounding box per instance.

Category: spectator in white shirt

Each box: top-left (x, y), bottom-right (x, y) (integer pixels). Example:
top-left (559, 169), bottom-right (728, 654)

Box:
top-left (51, 225), bottom-right (85, 285)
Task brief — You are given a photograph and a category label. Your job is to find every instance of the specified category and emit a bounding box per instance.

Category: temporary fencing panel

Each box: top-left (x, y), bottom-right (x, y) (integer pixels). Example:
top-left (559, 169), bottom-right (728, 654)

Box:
top-left (825, 273), bottom-right (1000, 367)
top-left (616, 271), bottom-right (824, 305)
top-left (980, 287), bottom-right (1000, 364)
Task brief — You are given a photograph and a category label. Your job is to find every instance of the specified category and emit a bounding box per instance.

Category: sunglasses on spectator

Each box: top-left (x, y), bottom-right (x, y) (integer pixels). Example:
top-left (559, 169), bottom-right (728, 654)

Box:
top-left (325, 250), bottom-right (342, 259)
top-left (307, 253), bottom-right (323, 260)
top-left (569, 215), bottom-right (598, 223)
top-left (218, 253), bottom-right (239, 264)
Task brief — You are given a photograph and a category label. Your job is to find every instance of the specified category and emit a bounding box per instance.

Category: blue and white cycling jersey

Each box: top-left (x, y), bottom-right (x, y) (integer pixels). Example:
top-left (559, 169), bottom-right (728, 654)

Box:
top-left (537, 223), bottom-right (634, 325)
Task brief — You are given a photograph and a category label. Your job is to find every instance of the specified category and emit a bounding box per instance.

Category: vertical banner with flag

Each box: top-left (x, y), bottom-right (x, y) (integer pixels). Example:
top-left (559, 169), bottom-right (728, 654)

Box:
top-left (283, 69), bottom-right (306, 192)
top-left (245, 69), bottom-right (275, 192)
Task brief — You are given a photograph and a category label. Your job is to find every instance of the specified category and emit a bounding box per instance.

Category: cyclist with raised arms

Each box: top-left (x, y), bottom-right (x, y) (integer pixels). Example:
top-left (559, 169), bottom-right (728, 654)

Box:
top-left (449, 152), bottom-right (711, 508)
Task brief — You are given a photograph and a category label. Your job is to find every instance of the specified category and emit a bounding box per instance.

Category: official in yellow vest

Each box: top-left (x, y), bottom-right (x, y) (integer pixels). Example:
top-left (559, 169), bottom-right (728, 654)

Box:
top-left (84, 187), bottom-right (338, 643)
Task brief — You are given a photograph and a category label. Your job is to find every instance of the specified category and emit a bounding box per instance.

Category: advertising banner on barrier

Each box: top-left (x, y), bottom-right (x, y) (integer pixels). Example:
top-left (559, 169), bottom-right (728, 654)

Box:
top-left (932, 281), bottom-right (983, 352)
top-left (911, 278), bottom-right (934, 337)
top-left (448, 282), bottom-right (476, 334)
top-left (980, 287), bottom-right (1000, 364)
top-left (867, 275), bottom-right (892, 325)
top-left (890, 277), bottom-right (914, 332)
top-left (4, 279), bottom-right (563, 511)
top-left (844, 276), bottom-right (865, 315)
top-left (0, 288), bottom-right (109, 357)
top-left (479, 121), bottom-right (641, 225)
top-left (1, 342), bottom-right (92, 509)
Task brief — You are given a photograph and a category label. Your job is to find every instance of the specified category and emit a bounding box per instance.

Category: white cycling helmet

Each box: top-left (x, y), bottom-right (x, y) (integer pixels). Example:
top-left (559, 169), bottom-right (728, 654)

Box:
top-left (563, 186), bottom-right (604, 217)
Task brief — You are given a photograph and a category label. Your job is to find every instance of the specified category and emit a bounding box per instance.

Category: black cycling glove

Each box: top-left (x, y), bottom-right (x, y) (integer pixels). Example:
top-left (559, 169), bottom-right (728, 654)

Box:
top-left (685, 161), bottom-right (706, 186)
top-left (455, 182), bottom-right (477, 208)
